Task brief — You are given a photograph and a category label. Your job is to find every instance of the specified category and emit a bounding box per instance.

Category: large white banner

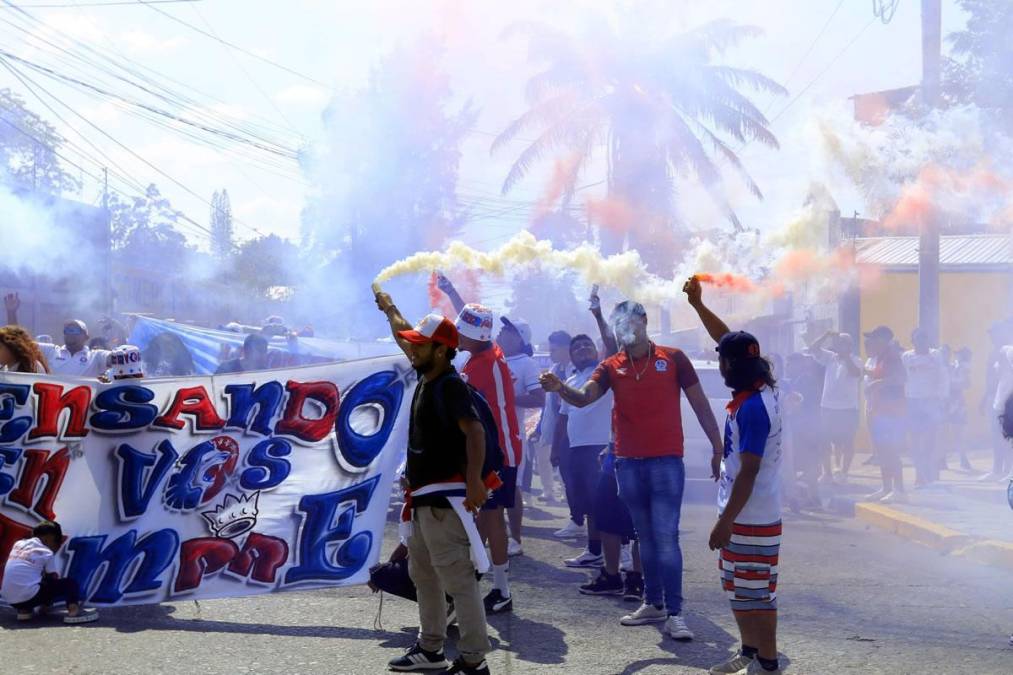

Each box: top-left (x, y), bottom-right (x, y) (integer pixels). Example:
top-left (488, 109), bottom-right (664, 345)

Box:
top-left (0, 357), bottom-right (412, 606)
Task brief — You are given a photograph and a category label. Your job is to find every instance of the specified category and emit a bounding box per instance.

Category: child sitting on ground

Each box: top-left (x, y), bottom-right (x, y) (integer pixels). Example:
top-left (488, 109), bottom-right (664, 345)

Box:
top-left (1, 521), bottom-right (98, 624)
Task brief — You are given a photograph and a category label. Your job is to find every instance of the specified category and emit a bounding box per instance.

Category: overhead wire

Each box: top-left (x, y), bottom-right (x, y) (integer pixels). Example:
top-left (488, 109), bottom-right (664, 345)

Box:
top-left (0, 51), bottom-right (264, 237)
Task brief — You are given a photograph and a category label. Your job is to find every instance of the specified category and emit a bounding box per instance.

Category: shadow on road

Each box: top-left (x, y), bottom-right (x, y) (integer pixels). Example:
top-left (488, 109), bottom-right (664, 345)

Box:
top-left (487, 610), bottom-right (568, 665)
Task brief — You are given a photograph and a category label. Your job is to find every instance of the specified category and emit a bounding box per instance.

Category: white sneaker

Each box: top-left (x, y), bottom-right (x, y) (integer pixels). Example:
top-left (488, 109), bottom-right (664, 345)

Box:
top-left (553, 521), bottom-right (583, 538)
top-left (865, 489), bottom-right (888, 501)
top-left (619, 543), bottom-right (634, 572)
top-left (665, 613), bottom-right (694, 640)
top-left (620, 602), bottom-right (667, 626)
top-left (708, 653), bottom-right (755, 674)
top-left (881, 490), bottom-right (907, 504)
top-left (507, 538), bottom-right (524, 557)
top-left (564, 550), bottom-right (603, 568)
top-left (746, 661), bottom-right (782, 674)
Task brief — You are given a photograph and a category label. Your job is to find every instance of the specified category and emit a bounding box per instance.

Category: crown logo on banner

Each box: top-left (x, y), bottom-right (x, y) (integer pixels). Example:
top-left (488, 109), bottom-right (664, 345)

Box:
top-left (202, 492), bottom-right (260, 539)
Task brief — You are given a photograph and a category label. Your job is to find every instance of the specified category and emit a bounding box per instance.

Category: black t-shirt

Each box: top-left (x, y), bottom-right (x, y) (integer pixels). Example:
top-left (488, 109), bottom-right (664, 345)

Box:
top-left (215, 358), bottom-right (243, 374)
top-left (407, 368), bottom-right (479, 507)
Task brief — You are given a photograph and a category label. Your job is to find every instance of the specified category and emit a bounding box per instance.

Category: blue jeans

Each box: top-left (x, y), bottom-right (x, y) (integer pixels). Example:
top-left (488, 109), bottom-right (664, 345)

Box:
top-left (615, 455), bottom-right (685, 614)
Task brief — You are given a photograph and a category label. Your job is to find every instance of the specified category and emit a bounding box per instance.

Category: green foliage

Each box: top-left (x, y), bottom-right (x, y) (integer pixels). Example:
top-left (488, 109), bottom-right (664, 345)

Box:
top-left (0, 88), bottom-right (80, 194)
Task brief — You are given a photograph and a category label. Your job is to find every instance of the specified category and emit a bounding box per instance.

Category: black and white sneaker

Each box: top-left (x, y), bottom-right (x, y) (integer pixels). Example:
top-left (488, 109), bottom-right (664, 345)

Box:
top-left (444, 656), bottom-right (490, 674)
top-left (623, 572), bottom-right (644, 602)
top-left (579, 569), bottom-right (623, 596)
top-left (388, 643), bottom-right (450, 671)
top-left (483, 588), bottom-right (513, 614)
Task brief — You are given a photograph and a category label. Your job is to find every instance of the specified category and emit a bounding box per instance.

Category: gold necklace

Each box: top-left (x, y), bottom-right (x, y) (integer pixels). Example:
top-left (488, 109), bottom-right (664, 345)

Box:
top-left (629, 343), bottom-right (653, 381)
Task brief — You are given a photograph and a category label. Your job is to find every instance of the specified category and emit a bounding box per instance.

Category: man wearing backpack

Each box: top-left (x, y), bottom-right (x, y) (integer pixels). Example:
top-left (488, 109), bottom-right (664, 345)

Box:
top-left (376, 289), bottom-right (493, 675)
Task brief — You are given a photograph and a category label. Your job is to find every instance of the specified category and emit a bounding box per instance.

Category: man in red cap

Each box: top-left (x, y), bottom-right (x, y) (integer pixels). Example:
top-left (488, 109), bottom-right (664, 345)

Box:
top-left (375, 289), bottom-right (493, 675)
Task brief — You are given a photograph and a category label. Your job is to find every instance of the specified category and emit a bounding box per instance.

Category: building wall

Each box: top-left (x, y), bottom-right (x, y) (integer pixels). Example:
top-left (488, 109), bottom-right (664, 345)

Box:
top-left (860, 269), bottom-right (1011, 445)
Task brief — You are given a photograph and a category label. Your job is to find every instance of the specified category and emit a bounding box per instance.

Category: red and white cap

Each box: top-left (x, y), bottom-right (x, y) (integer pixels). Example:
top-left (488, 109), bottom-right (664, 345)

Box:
top-left (398, 314), bottom-right (459, 348)
top-left (455, 303), bottom-right (494, 342)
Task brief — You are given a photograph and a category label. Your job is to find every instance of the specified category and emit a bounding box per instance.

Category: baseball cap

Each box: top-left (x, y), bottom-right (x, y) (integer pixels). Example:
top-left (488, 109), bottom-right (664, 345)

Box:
top-left (500, 317), bottom-right (532, 348)
top-left (398, 314), bottom-right (460, 348)
top-left (63, 320), bottom-right (88, 335)
top-left (716, 331), bottom-right (761, 360)
top-left (863, 325), bottom-right (894, 341)
top-left (455, 303), bottom-right (494, 342)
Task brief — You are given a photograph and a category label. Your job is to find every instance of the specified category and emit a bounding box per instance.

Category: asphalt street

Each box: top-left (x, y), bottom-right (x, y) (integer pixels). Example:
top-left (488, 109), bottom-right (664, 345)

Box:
top-left (1, 501), bottom-right (1011, 674)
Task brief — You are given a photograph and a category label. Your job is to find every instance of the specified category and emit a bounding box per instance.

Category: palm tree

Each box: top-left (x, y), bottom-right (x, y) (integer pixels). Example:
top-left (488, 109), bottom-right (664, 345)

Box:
top-left (493, 12), bottom-right (785, 270)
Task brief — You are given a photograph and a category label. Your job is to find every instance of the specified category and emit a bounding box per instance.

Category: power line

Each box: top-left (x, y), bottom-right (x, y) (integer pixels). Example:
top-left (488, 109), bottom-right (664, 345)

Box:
top-left (0, 99), bottom-right (213, 241)
top-left (767, 16), bottom-right (877, 127)
top-left (6, 0), bottom-right (200, 7)
top-left (0, 53), bottom-right (266, 238)
top-left (739, 15), bottom-right (878, 157)
top-left (137, 0), bottom-right (332, 89)
top-left (766, 0), bottom-right (846, 111)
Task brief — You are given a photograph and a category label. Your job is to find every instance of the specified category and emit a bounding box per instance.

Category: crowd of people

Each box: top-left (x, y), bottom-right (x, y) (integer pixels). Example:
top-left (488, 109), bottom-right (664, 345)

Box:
top-left (375, 275), bottom-right (786, 675)
top-left (3, 276), bottom-right (1012, 673)
top-left (770, 320), bottom-right (1011, 511)
top-left (0, 290), bottom-right (303, 382)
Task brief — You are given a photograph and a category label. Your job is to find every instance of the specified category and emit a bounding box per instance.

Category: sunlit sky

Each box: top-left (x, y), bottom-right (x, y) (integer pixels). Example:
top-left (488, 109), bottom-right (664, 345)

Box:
top-left (0, 0), bottom-right (968, 251)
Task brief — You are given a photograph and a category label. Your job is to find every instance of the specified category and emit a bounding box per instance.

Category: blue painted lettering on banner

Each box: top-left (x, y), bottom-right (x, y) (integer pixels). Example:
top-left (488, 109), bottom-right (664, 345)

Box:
top-left (0, 383), bottom-right (32, 444)
top-left (90, 385), bottom-right (158, 431)
top-left (284, 475), bottom-right (379, 584)
top-left (66, 528), bottom-right (179, 604)
top-left (239, 438), bottom-right (292, 490)
top-left (0, 446), bottom-right (23, 496)
top-left (115, 440), bottom-right (178, 520)
top-left (224, 382), bottom-right (284, 437)
top-left (336, 371), bottom-right (404, 469)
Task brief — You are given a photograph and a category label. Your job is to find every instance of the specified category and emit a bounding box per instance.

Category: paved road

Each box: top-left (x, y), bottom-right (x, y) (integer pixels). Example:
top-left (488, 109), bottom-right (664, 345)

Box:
top-left (2, 502), bottom-right (1011, 674)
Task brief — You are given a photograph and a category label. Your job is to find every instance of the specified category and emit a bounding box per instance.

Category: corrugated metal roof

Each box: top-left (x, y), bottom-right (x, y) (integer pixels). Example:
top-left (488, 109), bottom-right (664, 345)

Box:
top-left (854, 234), bottom-right (1011, 268)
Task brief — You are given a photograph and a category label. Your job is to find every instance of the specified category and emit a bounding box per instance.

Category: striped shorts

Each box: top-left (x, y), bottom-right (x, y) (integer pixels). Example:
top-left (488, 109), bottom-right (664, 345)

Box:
top-left (719, 521), bottom-right (782, 612)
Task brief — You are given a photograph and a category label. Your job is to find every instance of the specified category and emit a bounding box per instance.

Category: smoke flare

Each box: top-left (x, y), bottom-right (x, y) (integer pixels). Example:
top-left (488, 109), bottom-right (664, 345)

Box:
top-left (375, 231), bottom-right (684, 305)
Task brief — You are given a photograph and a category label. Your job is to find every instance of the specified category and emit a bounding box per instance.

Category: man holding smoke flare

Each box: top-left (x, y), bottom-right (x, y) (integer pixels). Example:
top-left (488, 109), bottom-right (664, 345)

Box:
top-left (539, 293), bottom-right (724, 641)
top-left (683, 275), bottom-right (784, 675)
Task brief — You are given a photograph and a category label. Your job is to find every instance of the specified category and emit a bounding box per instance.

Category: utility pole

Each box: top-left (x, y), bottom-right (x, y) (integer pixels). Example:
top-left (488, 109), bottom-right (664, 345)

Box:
top-left (102, 167), bottom-right (113, 316)
top-left (919, 0), bottom-right (942, 345)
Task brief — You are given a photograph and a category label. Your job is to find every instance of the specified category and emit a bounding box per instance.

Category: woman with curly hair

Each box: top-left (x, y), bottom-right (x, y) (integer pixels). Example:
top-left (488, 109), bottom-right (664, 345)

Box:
top-left (0, 325), bottom-right (50, 373)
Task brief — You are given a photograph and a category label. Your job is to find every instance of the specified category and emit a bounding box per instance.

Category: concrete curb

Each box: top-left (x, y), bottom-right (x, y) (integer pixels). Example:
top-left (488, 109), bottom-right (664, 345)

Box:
top-left (854, 502), bottom-right (974, 553)
top-left (952, 539), bottom-right (1013, 569)
top-left (855, 501), bottom-right (1013, 571)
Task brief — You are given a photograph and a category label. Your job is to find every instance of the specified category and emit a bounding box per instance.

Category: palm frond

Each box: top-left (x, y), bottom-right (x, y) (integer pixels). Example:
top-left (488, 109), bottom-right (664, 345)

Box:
top-left (491, 90), bottom-right (581, 154)
top-left (705, 65), bottom-right (787, 97)
top-left (500, 113), bottom-right (600, 195)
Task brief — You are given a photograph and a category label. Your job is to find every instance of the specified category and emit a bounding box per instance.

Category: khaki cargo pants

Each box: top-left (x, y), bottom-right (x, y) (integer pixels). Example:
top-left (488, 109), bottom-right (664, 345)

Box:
top-left (407, 505), bottom-right (490, 662)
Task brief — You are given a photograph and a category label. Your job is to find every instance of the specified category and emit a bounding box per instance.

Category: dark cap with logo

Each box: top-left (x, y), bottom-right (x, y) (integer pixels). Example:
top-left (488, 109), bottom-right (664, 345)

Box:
top-left (716, 331), bottom-right (761, 360)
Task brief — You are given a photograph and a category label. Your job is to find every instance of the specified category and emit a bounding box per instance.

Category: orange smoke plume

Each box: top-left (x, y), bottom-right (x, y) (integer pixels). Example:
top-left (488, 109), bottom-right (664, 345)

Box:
top-left (693, 272), bottom-right (758, 293)
top-left (585, 196), bottom-right (636, 233)
top-left (428, 270), bottom-right (482, 317)
top-left (882, 162), bottom-right (1013, 231)
top-left (537, 154), bottom-right (582, 216)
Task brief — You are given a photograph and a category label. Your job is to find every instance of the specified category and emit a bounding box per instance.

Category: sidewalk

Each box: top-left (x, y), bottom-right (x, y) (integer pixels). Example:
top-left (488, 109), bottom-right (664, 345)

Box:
top-left (822, 449), bottom-right (1013, 570)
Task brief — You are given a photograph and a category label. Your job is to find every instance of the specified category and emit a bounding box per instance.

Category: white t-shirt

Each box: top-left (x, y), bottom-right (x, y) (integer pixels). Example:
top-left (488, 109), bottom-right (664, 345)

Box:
top-left (812, 348), bottom-right (862, 410)
top-left (993, 345), bottom-right (1013, 412)
top-left (901, 349), bottom-right (949, 400)
top-left (718, 387), bottom-right (783, 525)
top-left (39, 344), bottom-right (110, 378)
top-left (539, 362), bottom-right (572, 444)
top-left (559, 365), bottom-right (614, 448)
top-left (505, 353), bottom-right (542, 431)
top-left (1, 537), bottom-right (58, 604)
